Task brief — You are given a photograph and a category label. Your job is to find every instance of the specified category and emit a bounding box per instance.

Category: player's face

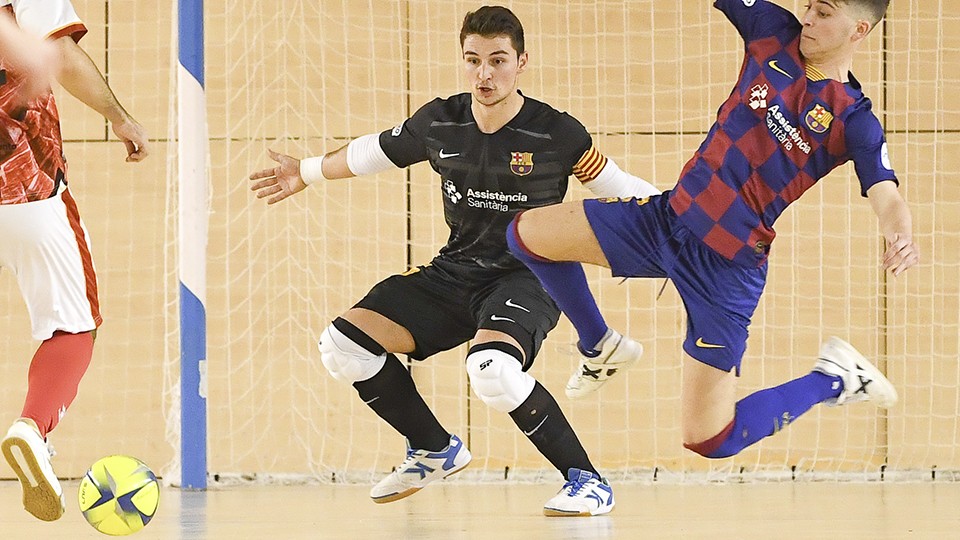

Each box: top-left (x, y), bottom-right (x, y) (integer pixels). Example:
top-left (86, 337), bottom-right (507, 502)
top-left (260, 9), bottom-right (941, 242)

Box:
top-left (799, 1), bottom-right (870, 61)
top-left (462, 34), bottom-right (527, 107)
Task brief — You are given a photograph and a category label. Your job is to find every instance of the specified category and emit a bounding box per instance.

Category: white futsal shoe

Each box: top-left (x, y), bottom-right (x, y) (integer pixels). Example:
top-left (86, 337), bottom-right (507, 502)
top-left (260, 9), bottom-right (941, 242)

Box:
top-left (813, 336), bottom-right (898, 408)
top-left (543, 468), bottom-right (615, 517)
top-left (1, 419), bottom-right (65, 521)
top-left (370, 434), bottom-right (472, 503)
top-left (566, 329), bottom-right (643, 399)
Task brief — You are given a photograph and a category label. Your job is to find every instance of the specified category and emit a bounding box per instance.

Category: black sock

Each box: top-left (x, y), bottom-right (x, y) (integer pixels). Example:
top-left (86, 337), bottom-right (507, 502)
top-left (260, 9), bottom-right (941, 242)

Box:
top-left (353, 353), bottom-right (450, 452)
top-left (509, 381), bottom-right (598, 478)
top-left (332, 317), bottom-right (450, 452)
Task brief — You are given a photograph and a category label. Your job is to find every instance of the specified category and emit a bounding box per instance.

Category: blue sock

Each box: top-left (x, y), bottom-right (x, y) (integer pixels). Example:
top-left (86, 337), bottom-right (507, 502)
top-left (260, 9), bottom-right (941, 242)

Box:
top-left (705, 371), bottom-right (844, 458)
top-left (506, 217), bottom-right (608, 350)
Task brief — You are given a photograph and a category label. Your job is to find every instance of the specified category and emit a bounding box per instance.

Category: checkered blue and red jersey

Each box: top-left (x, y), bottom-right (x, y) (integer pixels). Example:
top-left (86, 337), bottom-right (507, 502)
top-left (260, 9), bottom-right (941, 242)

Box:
top-left (668, 0), bottom-right (897, 267)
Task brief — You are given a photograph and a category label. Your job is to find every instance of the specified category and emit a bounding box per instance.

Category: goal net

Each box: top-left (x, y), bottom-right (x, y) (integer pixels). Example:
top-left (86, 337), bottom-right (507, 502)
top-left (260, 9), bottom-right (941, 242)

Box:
top-left (182, 0), bottom-right (958, 483)
top-left (1, 0), bottom-right (955, 486)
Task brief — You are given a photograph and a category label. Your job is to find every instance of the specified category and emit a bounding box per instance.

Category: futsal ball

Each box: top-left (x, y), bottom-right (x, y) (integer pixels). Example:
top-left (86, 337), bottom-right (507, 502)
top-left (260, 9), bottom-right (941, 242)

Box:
top-left (78, 455), bottom-right (160, 536)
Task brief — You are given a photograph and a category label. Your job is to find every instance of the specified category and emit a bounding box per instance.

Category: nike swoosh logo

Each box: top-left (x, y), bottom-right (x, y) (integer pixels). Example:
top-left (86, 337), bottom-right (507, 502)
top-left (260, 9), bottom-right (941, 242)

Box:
top-left (490, 315), bottom-right (515, 323)
top-left (504, 298), bottom-right (530, 312)
top-left (695, 337), bottom-right (725, 349)
top-left (439, 150), bottom-right (460, 159)
top-left (523, 415), bottom-right (549, 436)
top-left (768, 60), bottom-right (794, 80)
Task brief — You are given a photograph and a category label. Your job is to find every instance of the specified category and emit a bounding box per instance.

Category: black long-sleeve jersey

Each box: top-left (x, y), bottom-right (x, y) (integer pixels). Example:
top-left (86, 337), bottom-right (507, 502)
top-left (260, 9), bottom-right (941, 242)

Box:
top-left (379, 91), bottom-right (593, 272)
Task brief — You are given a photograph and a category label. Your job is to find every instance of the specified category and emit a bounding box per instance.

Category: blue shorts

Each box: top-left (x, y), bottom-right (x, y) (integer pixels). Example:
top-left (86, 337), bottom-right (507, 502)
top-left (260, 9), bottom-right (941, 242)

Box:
top-left (583, 193), bottom-right (767, 375)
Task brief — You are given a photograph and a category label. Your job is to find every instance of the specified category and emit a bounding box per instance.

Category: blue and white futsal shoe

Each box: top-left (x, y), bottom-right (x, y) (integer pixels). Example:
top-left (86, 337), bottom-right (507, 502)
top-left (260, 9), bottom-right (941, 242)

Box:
top-left (813, 336), bottom-right (898, 408)
top-left (566, 329), bottom-right (643, 399)
top-left (370, 434), bottom-right (471, 503)
top-left (543, 468), bottom-right (615, 517)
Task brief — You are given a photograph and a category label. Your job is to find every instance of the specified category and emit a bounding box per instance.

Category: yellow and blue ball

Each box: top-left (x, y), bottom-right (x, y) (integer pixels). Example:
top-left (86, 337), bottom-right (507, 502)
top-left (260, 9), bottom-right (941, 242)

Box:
top-left (78, 455), bottom-right (160, 536)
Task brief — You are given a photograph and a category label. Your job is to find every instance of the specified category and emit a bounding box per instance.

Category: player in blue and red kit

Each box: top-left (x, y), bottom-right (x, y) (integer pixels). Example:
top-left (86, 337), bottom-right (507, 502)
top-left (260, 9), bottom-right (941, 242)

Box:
top-left (507, 0), bottom-right (919, 459)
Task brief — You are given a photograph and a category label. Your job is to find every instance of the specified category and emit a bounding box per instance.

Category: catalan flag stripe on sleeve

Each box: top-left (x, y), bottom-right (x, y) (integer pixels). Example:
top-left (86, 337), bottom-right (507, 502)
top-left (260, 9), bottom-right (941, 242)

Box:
top-left (572, 146), bottom-right (608, 184)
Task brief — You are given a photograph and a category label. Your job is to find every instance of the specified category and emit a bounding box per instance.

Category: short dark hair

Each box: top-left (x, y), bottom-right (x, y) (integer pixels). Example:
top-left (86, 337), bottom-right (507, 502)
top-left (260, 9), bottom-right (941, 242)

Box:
top-left (459, 6), bottom-right (525, 56)
top-left (840, 0), bottom-right (890, 26)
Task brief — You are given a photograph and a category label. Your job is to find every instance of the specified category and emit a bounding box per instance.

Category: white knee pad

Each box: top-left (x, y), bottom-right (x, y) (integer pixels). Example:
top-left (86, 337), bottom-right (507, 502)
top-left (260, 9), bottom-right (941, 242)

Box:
top-left (466, 348), bottom-right (536, 413)
top-left (318, 323), bottom-right (387, 384)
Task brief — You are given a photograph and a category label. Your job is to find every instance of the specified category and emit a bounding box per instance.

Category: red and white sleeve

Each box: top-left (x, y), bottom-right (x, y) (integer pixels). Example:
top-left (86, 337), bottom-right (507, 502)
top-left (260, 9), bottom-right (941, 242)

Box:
top-left (10, 0), bottom-right (87, 43)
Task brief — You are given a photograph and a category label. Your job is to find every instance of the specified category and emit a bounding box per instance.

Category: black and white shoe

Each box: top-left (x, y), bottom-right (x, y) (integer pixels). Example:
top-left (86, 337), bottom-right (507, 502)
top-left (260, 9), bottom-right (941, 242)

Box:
top-left (813, 336), bottom-right (898, 408)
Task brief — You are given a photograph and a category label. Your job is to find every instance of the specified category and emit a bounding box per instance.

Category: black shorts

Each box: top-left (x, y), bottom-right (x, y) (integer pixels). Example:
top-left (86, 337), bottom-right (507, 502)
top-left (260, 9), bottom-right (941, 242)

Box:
top-left (353, 259), bottom-right (560, 369)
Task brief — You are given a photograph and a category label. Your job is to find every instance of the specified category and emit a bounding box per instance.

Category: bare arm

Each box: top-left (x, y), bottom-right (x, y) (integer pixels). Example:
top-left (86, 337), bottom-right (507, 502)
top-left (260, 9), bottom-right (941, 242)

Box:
top-left (53, 36), bottom-right (148, 162)
top-left (248, 144), bottom-right (354, 205)
top-left (866, 180), bottom-right (919, 276)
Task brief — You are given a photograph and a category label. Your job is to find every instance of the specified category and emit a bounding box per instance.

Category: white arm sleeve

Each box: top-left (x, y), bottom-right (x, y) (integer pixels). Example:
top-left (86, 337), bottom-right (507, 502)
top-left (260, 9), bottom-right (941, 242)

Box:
top-left (346, 133), bottom-right (397, 177)
top-left (582, 158), bottom-right (661, 199)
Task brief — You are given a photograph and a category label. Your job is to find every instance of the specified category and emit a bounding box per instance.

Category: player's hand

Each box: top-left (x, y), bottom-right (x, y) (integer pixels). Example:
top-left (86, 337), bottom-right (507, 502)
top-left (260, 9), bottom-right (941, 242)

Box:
top-left (882, 233), bottom-right (919, 276)
top-left (249, 148), bottom-right (307, 204)
top-left (112, 117), bottom-right (149, 162)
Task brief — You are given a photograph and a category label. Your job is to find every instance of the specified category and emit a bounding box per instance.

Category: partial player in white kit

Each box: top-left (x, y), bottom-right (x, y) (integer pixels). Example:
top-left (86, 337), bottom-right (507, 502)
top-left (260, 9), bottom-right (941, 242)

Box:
top-left (0, 0), bottom-right (149, 522)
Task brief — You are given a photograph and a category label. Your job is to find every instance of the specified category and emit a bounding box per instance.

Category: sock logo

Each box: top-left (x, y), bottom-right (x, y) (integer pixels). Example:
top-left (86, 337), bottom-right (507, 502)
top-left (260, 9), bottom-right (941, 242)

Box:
top-left (773, 411), bottom-right (793, 433)
top-left (522, 415), bottom-right (549, 436)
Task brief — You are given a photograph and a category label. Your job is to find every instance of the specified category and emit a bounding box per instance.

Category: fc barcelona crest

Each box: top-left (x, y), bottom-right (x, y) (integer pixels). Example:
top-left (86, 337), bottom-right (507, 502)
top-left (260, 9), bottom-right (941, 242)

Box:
top-left (805, 104), bottom-right (834, 134)
top-left (510, 152), bottom-right (534, 176)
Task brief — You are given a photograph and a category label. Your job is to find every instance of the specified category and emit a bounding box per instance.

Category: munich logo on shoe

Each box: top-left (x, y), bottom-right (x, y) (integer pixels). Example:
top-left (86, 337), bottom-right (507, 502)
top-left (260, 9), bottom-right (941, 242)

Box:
top-left (403, 461), bottom-right (435, 479)
top-left (580, 364), bottom-right (616, 380)
top-left (581, 365), bottom-right (602, 380)
top-left (854, 366), bottom-right (872, 395)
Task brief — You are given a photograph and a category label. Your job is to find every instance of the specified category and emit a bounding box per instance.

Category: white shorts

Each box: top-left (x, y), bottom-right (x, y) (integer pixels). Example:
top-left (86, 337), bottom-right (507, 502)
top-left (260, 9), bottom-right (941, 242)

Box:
top-left (0, 186), bottom-right (101, 341)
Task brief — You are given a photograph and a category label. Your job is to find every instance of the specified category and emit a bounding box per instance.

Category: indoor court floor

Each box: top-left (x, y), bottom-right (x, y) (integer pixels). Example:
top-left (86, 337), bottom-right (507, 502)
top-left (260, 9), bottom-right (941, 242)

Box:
top-left (2, 480), bottom-right (958, 539)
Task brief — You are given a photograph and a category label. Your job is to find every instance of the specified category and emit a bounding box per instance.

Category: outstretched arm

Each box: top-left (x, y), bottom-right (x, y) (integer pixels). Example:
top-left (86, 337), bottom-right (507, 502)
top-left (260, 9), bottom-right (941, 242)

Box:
top-left (249, 145), bottom-right (353, 205)
top-left (866, 180), bottom-right (919, 276)
top-left (53, 36), bottom-right (148, 162)
top-left (250, 132), bottom-right (398, 204)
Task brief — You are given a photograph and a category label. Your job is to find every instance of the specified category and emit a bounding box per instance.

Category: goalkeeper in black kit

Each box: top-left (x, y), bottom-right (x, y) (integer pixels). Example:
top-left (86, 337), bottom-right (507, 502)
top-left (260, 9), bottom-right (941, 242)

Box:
top-left (250, 5), bottom-right (659, 516)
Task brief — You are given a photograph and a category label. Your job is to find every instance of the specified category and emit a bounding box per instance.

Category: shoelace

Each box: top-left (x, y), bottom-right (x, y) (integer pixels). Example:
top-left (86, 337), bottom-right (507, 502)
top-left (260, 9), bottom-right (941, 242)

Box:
top-left (563, 478), bottom-right (590, 496)
top-left (396, 447), bottom-right (424, 472)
